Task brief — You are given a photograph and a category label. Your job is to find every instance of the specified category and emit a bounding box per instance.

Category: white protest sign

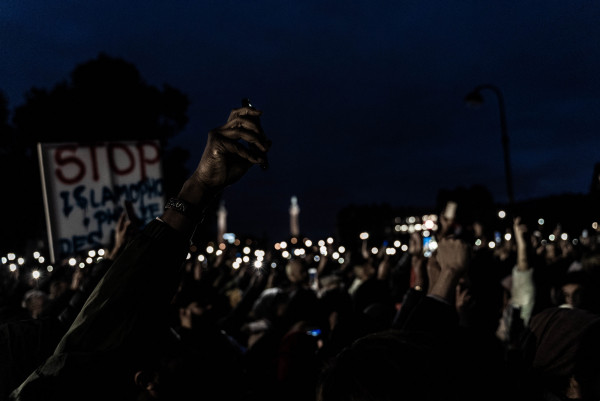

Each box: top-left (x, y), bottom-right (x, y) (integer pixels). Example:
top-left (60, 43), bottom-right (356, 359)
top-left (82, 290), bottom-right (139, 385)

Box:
top-left (38, 140), bottom-right (164, 263)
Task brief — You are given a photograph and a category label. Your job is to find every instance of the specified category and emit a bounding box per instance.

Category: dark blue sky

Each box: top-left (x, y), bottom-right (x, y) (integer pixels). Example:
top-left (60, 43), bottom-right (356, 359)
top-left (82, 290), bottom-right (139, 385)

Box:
top-left (2, 0), bottom-right (600, 241)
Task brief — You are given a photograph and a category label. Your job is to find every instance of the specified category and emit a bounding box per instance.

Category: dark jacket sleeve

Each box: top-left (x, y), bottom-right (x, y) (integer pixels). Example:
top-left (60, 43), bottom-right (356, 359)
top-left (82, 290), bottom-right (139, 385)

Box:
top-left (10, 219), bottom-right (190, 401)
top-left (56, 258), bottom-right (113, 328)
top-left (393, 289), bottom-right (458, 334)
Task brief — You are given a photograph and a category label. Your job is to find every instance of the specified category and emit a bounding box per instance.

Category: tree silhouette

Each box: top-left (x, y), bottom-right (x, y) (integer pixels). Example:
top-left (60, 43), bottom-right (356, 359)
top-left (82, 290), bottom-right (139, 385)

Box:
top-left (0, 91), bottom-right (42, 251)
top-left (13, 53), bottom-right (189, 146)
top-left (3, 53), bottom-right (194, 254)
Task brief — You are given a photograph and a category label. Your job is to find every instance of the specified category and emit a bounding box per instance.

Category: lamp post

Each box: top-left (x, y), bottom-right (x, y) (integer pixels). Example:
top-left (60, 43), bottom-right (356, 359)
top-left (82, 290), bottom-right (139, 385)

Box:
top-left (465, 84), bottom-right (515, 208)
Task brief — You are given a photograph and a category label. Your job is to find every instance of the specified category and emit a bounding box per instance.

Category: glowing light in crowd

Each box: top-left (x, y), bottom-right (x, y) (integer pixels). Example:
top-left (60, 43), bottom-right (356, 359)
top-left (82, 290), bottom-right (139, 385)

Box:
top-left (8, 253), bottom-right (16, 261)
top-left (360, 232), bottom-right (369, 240)
top-left (86, 257), bottom-right (93, 264)
top-left (205, 246), bottom-right (213, 254)
top-left (9, 264), bottom-right (17, 272)
top-left (408, 226), bottom-right (416, 233)
top-left (291, 237), bottom-right (298, 245)
top-left (538, 218), bottom-right (545, 225)
top-left (32, 270), bottom-right (40, 279)
top-left (314, 255), bottom-right (320, 262)
top-left (17, 258), bottom-right (25, 265)
top-left (429, 241), bottom-right (438, 251)
top-left (423, 231), bottom-right (430, 237)
top-left (219, 243), bottom-right (226, 250)
top-left (561, 233), bottom-right (568, 241)
top-left (395, 225), bottom-right (401, 232)
top-left (386, 248), bottom-right (396, 255)
top-left (253, 261), bottom-right (262, 268)
top-left (415, 224), bottom-right (422, 231)
top-left (243, 256), bottom-right (250, 263)
top-left (408, 217), bottom-right (416, 224)
top-left (33, 251), bottom-right (40, 259)
top-left (320, 246), bottom-right (327, 255)
top-left (549, 234), bottom-right (555, 241)
top-left (68, 258), bottom-right (77, 266)
top-left (505, 233), bottom-right (512, 241)
top-left (198, 255), bottom-right (205, 262)
top-left (338, 246), bottom-right (345, 253)
top-left (216, 250), bottom-right (223, 256)
top-left (327, 237), bottom-right (334, 244)
top-left (98, 249), bottom-right (105, 256)
top-left (281, 251), bottom-right (290, 259)
top-left (498, 210), bottom-right (506, 219)
top-left (274, 243), bottom-right (281, 250)
top-left (424, 220), bottom-right (435, 230)
top-left (371, 247), bottom-right (378, 255)
top-left (79, 263), bottom-right (85, 268)
top-left (332, 252), bottom-right (340, 259)
top-left (401, 225), bottom-right (408, 232)
top-left (593, 222), bottom-right (598, 230)
top-left (271, 262), bottom-right (277, 268)
top-left (47, 266), bottom-right (53, 272)
top-left (235, 257), bottom-right (242, 264)
top-left (338, 258), bottom-right (345, 264)
top-left (88, 250), bottom-right (96, 257)
top-left (475, 239), bottom-right (482, 247)
top-left (232, 262), bottom-right (240, 269)
top-left (1, 257), bottom-right (6, 264)
top-left (488, 242), bottom-right (496, 249)
top-left (186, 253), bottom-right (191, 260)
top-left (401, 245), bottom-right (408, 252)
top-left (305, 239), bottom-right (312, 247)
top-left (280, 242), bottom-right (288, 249)
top-left (38, 256), bottom-right (45, 263)
top-left (394, 240), bottom-right (401, 247)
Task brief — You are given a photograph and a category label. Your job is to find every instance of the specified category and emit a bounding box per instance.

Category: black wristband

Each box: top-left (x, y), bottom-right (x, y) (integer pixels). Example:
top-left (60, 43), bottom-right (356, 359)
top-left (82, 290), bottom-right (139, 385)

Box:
top-left (164, 197), bottom-right (203, 223)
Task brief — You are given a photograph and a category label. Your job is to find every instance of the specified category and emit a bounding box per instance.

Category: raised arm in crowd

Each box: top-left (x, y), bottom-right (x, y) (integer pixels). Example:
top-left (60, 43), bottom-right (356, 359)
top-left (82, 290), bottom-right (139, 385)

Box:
top-left (9, 104), bottom-right (270, 401)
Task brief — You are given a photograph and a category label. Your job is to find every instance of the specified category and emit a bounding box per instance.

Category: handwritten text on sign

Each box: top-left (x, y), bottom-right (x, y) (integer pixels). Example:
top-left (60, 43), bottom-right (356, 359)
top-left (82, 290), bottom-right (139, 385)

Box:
top-left (38, 141), bottom-right (164, 261)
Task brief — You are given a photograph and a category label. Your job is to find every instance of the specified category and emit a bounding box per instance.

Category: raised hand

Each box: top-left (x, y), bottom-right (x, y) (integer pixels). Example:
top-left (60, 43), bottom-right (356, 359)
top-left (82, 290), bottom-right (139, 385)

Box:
top-left (108, 211), bottom-right (132, 260)
top-left (164, 103), bottom-right (272, 235)
top-left (435, 238), bottom-right (471, 275)
top-left (181, 106), bottom-right (271, 204)
top-left (513, 216), bottom-right (529, 271)
top-left (428, 238), bottom-right (471, 303)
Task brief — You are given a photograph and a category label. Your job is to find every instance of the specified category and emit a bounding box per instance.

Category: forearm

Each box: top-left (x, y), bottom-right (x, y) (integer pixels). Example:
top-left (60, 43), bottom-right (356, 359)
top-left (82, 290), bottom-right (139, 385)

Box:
top-left (515, 242), bottom-right (528, 271)
top-left (410, 255), bottom-right (426, 289)
top-left (427, 269), bottom-right (461, 304)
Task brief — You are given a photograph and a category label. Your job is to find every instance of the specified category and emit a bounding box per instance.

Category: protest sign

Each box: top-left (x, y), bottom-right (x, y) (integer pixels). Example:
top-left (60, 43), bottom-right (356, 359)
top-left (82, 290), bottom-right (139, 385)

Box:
top-left (38, 140), bottom-right (164, 263)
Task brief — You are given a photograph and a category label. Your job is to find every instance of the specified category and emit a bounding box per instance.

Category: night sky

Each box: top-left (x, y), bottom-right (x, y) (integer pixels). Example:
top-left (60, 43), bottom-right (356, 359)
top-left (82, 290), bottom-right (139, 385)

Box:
top-left (2, 0), bottom-right (600, 241)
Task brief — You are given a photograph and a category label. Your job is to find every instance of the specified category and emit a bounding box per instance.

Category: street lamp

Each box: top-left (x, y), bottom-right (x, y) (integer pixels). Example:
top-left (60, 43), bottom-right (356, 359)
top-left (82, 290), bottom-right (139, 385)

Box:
top-left (465, 84), bottom-right (515, 208)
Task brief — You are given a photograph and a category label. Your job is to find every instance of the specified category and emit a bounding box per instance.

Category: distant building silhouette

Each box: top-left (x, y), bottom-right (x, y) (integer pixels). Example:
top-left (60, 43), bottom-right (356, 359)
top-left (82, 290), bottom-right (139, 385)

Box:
top-left (290, 196), bottom-right (300, 237)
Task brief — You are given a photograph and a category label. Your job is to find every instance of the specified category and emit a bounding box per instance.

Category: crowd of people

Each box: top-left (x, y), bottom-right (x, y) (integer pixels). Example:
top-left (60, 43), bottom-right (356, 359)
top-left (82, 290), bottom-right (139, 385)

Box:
top-left (1, 104), bottom-right (600, 401)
